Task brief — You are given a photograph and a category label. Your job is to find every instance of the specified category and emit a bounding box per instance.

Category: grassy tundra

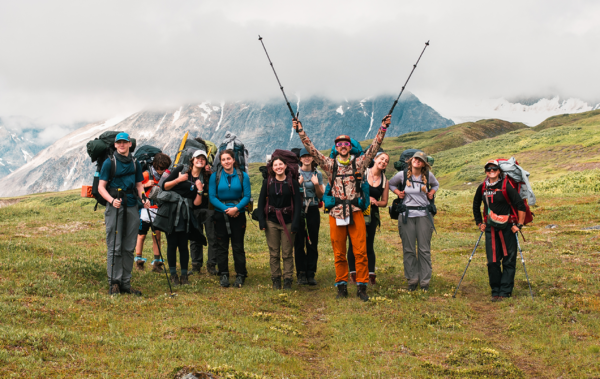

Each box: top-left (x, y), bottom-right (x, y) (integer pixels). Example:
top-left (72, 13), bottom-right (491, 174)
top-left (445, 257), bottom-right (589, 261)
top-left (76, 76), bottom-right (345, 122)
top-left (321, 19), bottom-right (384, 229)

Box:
top-left (1, 111), bottom-right (600, 378)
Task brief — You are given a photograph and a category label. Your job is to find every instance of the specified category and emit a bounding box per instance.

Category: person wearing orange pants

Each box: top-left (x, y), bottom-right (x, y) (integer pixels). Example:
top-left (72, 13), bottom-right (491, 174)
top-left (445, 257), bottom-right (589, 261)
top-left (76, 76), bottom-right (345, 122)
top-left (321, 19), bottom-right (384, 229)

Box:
top-left (293, 114), bottom-right (391, 301)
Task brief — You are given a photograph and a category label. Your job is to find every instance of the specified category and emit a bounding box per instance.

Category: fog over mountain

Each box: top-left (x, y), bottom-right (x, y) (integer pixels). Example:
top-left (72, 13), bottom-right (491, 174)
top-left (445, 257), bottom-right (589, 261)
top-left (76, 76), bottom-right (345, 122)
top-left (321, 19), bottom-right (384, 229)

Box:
top-left (0, 94), bottom-right (453, 197)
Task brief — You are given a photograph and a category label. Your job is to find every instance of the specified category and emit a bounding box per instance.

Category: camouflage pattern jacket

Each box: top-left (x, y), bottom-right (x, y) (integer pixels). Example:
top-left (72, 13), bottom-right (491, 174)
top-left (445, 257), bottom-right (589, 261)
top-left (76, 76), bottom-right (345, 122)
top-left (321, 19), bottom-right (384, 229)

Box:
top-left (299, 128), bottom-right (387, 219)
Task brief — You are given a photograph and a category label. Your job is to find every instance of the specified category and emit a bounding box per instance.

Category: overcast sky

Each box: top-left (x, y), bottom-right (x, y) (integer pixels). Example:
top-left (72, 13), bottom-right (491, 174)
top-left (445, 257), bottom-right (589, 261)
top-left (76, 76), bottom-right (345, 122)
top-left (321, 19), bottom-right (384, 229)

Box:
top-left (1, 0), bottom-right (599, 128)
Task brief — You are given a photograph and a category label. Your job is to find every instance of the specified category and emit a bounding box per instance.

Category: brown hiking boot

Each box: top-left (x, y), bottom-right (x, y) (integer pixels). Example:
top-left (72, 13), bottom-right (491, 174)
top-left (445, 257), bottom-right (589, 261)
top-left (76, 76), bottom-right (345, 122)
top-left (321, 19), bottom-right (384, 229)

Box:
top-left (207, 264), bottom-right (218, 276)
top-left (136, 260), bottom-right (145, 271)
top-left (171, 273), bottom-right (180, 286)
top-left (180, 274), bottom-right (189, 285)
top-left (152, 261), bottom-right (164, 273)
top-left (190, 263), bottom-right (202, 275)
top-left (109, 283), bottom-right (120, 295)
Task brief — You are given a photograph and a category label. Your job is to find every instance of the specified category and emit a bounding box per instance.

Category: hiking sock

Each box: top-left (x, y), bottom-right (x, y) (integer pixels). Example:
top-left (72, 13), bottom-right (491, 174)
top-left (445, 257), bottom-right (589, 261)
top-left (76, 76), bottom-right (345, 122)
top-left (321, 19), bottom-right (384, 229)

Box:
top-left (170, 267), bottom-right (177, 276)
top-left (135, 256), bottom-right (147, 262)
top-left (181, 269), bottom-right (188, 277)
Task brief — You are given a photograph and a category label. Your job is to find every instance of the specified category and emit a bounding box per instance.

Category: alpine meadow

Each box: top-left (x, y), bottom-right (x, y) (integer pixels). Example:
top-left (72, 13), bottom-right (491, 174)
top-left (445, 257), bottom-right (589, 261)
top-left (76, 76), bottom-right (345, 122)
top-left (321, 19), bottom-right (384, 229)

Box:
top-left (2, 110), bottom-right (600, 378)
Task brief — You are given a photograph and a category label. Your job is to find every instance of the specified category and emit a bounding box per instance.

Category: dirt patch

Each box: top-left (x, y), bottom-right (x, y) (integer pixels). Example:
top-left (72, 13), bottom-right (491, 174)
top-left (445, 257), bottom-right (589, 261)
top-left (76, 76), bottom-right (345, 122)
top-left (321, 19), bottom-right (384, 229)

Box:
top-left (0, 199), bottom-right (21, 209)
top-left (37, 222), bottom-right (88, 235)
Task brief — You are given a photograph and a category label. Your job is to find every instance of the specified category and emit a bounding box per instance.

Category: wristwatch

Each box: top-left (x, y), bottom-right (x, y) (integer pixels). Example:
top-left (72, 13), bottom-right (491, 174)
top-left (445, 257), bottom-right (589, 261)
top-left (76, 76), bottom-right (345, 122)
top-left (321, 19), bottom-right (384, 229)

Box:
top-left (515, 223), bottom-right (523, 230)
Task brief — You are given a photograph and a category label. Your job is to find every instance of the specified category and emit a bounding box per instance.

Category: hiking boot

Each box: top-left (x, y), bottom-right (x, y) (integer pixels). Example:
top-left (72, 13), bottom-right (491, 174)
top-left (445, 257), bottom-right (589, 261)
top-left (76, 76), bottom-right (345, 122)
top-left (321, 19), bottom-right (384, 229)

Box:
top-left (491, 296), bottom-right (502, 302)
top-left (152, 261), bottom-right (164, 273)
top-left (189, 263), bottom-right (202, 275)
top-left (135, 260), bottom-right (145, 271)
top-left (272, 276), bottom-right (282, 290)
top-left (207, 264), bottom-right (218, 276)
top-left (306, 272), bottom-right (317, 286)
top-left (220, 274), bottom-right (230, 288)
top-left (283, 278), bottom-right (293, 290)
top-left (121, 287), bottom-right (142, 296)
top-left (349, 272), bottom-right (357, 284)
top-left (369, 273), bottom-right (376, 286)
top-left (357, 284), bottom-right (369, 302)
top-left (171, 273), bottom-right (180, 286)
top-left (407, 284), bottom-right (417, 292)
top-left (234, 275), bottom-right (245, 288)
top-left (109, 283), bottom-right (120, 295)
top-left (421, 285), bottom-right (429, 292)
top-left (297, 271), bottom-right (308, 285)
top-left (336, 284), bottom-right (348, 299)
top-left (180, 274), bottom-right (189, 285)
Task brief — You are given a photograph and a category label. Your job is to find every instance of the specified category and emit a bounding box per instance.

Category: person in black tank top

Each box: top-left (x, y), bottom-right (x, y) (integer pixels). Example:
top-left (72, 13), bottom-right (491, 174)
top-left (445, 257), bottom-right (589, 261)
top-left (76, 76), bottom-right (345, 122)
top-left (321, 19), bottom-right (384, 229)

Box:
top-left (348, 152), bottom-right (390, 285)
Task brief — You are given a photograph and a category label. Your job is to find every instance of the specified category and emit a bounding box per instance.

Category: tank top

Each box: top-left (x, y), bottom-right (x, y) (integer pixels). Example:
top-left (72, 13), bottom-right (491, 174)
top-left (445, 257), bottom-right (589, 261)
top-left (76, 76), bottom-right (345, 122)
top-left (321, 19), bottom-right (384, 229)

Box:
top-left (367, 169), bottom-right (385, 209)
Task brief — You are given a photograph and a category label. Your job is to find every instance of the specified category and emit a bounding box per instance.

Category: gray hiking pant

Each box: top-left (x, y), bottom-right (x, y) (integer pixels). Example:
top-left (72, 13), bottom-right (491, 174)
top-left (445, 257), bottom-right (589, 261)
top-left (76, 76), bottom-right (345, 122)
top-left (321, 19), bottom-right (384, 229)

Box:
top-left (190, 208), bottom-right (216, 267)
top-left (265, 221), bottom-right (295, 280)
top-left (105, 204), bottom-right (139, 290)
top-left (398, 216), bottom-right (434, 287)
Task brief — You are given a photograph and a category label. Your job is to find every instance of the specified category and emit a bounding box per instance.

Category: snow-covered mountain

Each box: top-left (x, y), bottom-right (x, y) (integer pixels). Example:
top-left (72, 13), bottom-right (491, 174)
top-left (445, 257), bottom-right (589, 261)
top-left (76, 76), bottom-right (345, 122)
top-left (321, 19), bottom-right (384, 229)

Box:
top-left (0, 120), bottom-right (48, 178)
top-left (443, 96), bottom-right (600, 126)
top-left (0, 94), bottom-right (453, 197)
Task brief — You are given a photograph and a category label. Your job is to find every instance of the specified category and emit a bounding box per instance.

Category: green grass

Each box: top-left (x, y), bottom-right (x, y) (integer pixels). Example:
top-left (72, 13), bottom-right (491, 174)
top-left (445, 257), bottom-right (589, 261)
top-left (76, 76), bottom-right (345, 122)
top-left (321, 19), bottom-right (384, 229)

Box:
top-left (1, 188), bottom-right (600, 378)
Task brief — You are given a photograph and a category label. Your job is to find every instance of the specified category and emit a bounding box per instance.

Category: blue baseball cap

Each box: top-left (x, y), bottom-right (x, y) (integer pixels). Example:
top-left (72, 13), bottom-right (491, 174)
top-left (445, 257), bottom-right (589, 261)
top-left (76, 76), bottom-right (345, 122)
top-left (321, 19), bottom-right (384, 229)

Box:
top-left (115, 132), bottom-right (130, 142)
top-left (299, 147), bottom-right (310, 157)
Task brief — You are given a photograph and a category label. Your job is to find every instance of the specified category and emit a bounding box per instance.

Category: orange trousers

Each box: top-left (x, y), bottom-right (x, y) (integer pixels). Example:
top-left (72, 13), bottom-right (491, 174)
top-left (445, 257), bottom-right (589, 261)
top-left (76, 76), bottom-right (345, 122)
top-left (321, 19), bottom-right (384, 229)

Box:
top-left (329, 212), bottom-right (368, 284)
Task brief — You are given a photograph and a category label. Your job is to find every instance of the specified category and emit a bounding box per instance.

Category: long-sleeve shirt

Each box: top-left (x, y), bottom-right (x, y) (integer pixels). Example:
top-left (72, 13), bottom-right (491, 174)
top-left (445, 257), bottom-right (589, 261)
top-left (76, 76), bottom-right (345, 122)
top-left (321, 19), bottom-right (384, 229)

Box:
top-left (208, 168), bottom-right (251, 213)
top-left (389, 171), bottom-right (440, 218)
top-left (473, 177), bottom-right (526, 225)
top-left (256, 177), bottom-right (302, 232)
top-left (298, 127), bottom-right (387, 219)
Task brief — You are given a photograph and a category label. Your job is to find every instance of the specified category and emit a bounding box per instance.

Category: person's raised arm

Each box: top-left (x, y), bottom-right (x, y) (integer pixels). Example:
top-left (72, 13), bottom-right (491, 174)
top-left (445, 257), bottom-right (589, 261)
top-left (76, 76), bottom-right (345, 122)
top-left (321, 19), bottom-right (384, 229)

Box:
top-left (293, 119), bottom-right (333, 176)
top-left (358, 115), bottom-right (391, 171)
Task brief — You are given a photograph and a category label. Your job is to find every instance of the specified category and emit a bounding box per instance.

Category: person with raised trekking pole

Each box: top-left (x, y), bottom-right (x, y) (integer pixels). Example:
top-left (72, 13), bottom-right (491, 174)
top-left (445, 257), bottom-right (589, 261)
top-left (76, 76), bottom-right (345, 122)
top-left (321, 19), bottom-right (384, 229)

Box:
top-left (389, 151), bottom-right (439, 292)
top-left (473, 160), bottom-right (526, 302)
top-left (256, 151), bottom-right (302, 290)
top-left (135, 152), bottom-right (171, 273)
top-left (292, 115), bottom-right (391, 301)
top-left (348, 151), bottom-right (390, 286)
top-left (209, 149), bottom-right (252, 288)
top-left (295, 148), bottom-right (324, 286)
top-left (97, 132), bottom-right (150, 296)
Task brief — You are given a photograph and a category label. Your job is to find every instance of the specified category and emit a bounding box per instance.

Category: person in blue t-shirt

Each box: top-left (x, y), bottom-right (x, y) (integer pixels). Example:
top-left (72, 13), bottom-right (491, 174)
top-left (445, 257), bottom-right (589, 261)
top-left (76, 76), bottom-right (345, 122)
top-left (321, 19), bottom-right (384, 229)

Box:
top-left (208, 149), bottom-right (251, 288)
top-left (98, 132), bottom-right (150, 295)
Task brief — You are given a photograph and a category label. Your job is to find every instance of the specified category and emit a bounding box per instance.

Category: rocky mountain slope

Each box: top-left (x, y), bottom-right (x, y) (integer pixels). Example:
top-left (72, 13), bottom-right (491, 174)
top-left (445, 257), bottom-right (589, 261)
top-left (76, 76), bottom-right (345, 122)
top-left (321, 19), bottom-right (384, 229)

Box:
top-left (0, 94), bottom-right (453, 197)
top-left (0, 120), bottom-right (47, 178)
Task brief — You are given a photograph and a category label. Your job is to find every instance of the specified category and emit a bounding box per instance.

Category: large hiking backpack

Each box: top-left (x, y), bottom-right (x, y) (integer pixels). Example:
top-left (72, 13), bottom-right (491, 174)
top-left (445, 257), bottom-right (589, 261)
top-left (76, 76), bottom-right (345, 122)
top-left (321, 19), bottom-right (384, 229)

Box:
top-left (173, 137), bottom-right (217, 171)
top-left (85, 131), bottom-right (137, 210)
top-left (213, 131), bottom-right (249, 174)
top-left (388, 168), bottom-right (436, 220)
top-left (134, 145), bottom-right (162, 172)
top-left (393, 148), bottom-right (434, 172)
top-left (482, 157), bottom-right (535, 225)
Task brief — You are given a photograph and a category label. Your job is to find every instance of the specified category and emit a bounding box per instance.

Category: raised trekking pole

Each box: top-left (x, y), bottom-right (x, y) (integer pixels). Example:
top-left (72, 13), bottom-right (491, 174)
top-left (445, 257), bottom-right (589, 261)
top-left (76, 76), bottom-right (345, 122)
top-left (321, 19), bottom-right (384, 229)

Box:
top-left (388, 41), bottom-right (430, 116)
top-left (109, 189), bottom-right (122, 295)
top-left (452, 231), bottom-right (483, 298)
top-left (515, 233), bottom-right (534, 299)
top-left (258, 35), bottom-right (298, 121)
top-left (142, 200), bottom-right (175, 298)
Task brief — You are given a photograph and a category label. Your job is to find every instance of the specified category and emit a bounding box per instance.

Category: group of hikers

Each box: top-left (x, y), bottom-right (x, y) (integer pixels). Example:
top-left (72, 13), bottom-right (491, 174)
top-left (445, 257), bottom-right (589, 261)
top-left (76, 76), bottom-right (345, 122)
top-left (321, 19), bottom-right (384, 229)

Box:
top-left (93, 113), bottom-right (532, 302)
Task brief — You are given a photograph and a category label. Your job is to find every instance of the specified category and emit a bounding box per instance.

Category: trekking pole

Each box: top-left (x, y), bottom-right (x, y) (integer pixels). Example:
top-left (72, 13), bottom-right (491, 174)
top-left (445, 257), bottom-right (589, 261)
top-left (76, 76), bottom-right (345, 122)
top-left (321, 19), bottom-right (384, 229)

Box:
top-left (452, 231), bottom-right (483, 298)
top-left (388, 41), bottom-right (430, 116)
top-left (143, 197), bottom-right (175, 297)
top-left (515, 233), bottom-right (534, 299)
top-left (109, 189), bottom-right (122, 294)
top-left (258, 35), bottom-right (299, 121)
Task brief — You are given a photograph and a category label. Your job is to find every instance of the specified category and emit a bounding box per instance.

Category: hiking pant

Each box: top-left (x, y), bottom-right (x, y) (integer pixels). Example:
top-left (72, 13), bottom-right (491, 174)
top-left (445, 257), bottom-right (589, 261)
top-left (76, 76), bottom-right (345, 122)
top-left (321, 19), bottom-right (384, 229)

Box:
top-left (329, 212), bottom-right (368, 285)
top-left (347, 213), bottom-right (378, 274)
top-left (294, 205), bottom-right (320, 277)
top-left (105, 204), bottom-right (139, 290)
top-left (398, 216), bottom-right (433, 287)
top-left (265, 221), bottom-right (295, 280)
top-left (166, 231), bottom-right (189, 272)
top-left (213, 211), bottom-right (247, 277)
top-left (485, 225), bottom-right (517, 297)
top-left (190, 208), bottom-right (217, 267)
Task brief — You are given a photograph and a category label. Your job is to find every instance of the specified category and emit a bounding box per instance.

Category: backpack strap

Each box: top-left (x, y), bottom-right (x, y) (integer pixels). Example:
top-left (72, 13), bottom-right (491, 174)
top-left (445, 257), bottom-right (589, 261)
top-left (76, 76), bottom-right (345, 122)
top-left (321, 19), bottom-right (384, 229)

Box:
top-left (501, 177), bottom-right (519, 221)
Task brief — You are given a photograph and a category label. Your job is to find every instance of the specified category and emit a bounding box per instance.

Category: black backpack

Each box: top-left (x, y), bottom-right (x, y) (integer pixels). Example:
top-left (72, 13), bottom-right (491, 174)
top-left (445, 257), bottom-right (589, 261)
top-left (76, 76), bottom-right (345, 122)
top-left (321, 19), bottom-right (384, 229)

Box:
top-left (134, 145), bottom-right (162, 172)
top-left (86, 131), bottom-right (137, 210)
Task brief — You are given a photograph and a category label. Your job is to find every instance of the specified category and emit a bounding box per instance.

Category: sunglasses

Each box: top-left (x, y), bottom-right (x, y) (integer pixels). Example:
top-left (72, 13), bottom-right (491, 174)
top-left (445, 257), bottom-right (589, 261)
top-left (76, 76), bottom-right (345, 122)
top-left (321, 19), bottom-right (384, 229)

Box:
top-left (336, 141), bottom-right (351, 147)
top-left (485, 167), bottom-right (500, 172)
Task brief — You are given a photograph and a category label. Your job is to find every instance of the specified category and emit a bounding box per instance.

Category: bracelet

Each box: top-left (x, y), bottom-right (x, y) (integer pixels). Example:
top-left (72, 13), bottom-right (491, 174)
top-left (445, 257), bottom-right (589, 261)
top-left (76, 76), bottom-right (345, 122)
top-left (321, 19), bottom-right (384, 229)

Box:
top-left (296, 128), bottom-right (303, 134)
top-left (516, 223), bottom-right (523, 230)
top-left (197, 190), bottom-right (203, 195)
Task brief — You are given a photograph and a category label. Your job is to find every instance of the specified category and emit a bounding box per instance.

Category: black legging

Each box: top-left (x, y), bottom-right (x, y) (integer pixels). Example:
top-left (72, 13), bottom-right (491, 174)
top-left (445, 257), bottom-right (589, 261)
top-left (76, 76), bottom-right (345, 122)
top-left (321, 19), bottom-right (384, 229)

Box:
top-left (166, 231), bottom-right (189, 272)
top-left (294, 205), bottom-right (320, 275)
top-left (348, 210), bottom-right (378, 273)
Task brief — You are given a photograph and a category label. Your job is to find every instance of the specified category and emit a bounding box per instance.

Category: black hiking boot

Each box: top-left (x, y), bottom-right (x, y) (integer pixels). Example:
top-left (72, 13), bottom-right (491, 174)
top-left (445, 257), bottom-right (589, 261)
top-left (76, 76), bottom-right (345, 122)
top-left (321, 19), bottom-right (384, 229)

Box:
top-left (234, 275), bottom-right (245, 288)
top-left (421, 285), bottom-right (429, 292)
top-left (121, 287), bottom-right (142, 296)
top-left (307, 272), bottom-right (317, 286)
top-left (207, 264), bottom-right (218, 276)
top-left (189, 263), bottom-right (202, 275)
top-left (297, 272), bottom-right (308, 285)
top-left (180, 274), bottom-right (189, 285)
top-left (272, 277), bottom-right (282, 290)
top-left (109, 283), bottom-right (120, 295)
top-left (357, 284), bottom-right (369, 302)
top-left (171, 273), bottom-right (180, 286)
top-left (407, 284), bottom-right (417, 292)
top-left (220, 274), bottom-right (230, 288)
top-left (336, 284), bottom-right (348, 299)
top-left (283, 278), bottom-right (293, 290)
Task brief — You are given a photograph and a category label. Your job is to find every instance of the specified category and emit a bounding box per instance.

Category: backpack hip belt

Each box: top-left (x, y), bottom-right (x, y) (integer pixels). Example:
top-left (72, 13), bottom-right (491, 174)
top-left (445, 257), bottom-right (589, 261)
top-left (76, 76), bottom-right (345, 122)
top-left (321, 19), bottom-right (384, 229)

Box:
top-left (266, 205), bottom-right (294, 244)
